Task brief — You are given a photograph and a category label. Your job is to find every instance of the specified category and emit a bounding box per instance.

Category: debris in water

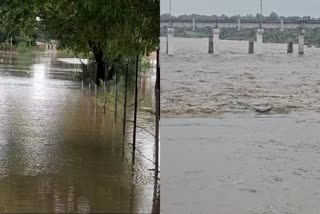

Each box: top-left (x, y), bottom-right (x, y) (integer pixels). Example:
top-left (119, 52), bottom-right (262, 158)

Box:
top-left (252, 106), bottom-right (273, 113)
top-left (239, 188), bottom-right (257, 193)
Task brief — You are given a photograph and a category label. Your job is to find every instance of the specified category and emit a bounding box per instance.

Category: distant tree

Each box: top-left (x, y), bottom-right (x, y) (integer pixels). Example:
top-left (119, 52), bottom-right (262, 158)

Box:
top-left (161, 13), bottom-right (172, 19)
top-left (268, 12), bottom-right (279, 21)
top-left (286, 16), bottom-right (301, 20)
top-left (210, 15), bottom-right (219, 19)
top-left (220, 14), bottom-right (229, 19)
top-left (256, 13), bottom-right (264, 20)
top-left (230, 15), bottom-right (239, 20)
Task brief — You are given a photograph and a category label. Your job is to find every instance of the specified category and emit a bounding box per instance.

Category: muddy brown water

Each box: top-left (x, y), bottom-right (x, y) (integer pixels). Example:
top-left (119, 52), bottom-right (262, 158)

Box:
top-left (161, 113), bottom-right (320, 214)
top-left (0, 51), bottom-right (158, 213)
top-left (161, 38), bottom-right (320, 213)
top-left (160, 37), bottom-right (320, 116)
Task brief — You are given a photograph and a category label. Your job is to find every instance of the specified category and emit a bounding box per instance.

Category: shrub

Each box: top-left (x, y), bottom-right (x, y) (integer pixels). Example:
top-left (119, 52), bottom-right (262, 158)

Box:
top-left (16, 41), bottom-right (32, 53)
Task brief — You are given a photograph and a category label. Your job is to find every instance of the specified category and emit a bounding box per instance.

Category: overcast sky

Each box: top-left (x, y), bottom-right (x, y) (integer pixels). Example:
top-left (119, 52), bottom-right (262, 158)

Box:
top-left (160, 0), bottom-right (320, 18)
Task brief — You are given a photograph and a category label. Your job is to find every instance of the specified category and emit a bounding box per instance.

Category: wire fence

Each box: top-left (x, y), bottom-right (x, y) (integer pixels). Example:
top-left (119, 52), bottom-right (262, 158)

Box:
top-left (80, 66), bottom-right (158, 169)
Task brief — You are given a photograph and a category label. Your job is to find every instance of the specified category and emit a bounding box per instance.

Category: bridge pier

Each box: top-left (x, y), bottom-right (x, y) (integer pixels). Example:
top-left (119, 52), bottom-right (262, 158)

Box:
top-left (256, 29), bottom-right (264, 55)
top-left (213, 28), bottom-right (220, 55)
top-left (287, 41), bottom-right (293, 53)
top-left (280, 19), bottom-right (284, 31)
top-left (248, 40), bottom-right (254, 54)
top-left (237, 18), bottom-right (241, 31)
top-left (166, 27), bottom-right (174, 55)
top-left (192, 18), bottom-right (196, 31)
top-left (298, 29), bottom-right (305, 55)
top-left (208, 36), bottom-right (213, 54)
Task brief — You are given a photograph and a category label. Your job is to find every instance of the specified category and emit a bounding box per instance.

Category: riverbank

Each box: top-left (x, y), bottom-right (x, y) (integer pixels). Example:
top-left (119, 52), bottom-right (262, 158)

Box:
top-left (161, 37), bottom-right (320, 117)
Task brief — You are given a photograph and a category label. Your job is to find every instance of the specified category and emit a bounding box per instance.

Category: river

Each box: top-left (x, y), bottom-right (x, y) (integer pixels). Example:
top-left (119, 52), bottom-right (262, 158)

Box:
top-left (160, 37), bottom-right (320, 214)
top-left (0, 50), bottom-right (158, 213)
top-left (161, 37), bottom-right (320, 116)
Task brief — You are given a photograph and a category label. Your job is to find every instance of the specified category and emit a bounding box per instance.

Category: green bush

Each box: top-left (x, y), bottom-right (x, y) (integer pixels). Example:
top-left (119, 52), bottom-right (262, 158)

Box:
top-left (16, 41), bottom-right (33, 53)
top-left (0, 42), bottom-right (12, 50)
top-left (140, 56), bottom-right (151, 71)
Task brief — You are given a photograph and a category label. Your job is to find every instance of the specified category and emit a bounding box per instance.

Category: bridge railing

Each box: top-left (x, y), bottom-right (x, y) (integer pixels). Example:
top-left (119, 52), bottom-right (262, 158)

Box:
top-left (160, 18), bottom-right (320, 24)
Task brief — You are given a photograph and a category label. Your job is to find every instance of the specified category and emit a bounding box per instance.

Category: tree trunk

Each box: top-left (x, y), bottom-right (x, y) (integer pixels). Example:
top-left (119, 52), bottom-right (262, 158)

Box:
top-left (93, 48), bottom-right (105, 85)
top-left (105, 63), bottom-right (115, 81)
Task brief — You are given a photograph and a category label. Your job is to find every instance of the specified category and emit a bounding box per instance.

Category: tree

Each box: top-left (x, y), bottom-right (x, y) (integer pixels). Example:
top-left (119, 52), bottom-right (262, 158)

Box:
top-left (268, 12), bottom-right (279, 21)
top-left (0, 0), bottom-right (39, 46)
top-left (220, 14), bottom-right (229, 19)
top-left (256, 13), bottom-right (264, 20)
top-left (37, 0), bottom-right (159, 83)
top-left (0, 0), bottom-right (159, 84)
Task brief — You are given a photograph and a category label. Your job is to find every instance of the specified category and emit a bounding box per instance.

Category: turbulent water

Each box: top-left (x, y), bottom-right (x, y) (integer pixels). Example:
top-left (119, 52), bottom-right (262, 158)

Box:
top-left (0, 51), bottom-right (158, 213)
top-left (160, 37), bottom-right (320, 117)
top-left (160, 37), bottom-right (320, 213)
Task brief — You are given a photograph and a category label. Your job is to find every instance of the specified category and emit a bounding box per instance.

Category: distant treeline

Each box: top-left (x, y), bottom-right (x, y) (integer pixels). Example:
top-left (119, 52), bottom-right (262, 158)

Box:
top-left (0, 26), bottom-right (50, 51)
top-left (160, 12), bottom-right (317, 21)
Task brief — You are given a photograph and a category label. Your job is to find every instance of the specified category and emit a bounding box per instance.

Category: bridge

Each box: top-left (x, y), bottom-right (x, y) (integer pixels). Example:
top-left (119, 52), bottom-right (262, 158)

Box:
top-left (160, 18), bottom-right (320, 30)
top-left (162, 18), bottom-right (316, 55)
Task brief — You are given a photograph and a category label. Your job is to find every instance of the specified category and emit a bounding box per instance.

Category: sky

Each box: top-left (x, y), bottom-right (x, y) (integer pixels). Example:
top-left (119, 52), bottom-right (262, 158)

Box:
top-left (160, 0), bottom-right (320, 18)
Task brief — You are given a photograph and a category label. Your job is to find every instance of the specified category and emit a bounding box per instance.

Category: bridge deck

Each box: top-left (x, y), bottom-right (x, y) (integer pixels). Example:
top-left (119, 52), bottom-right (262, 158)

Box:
top-left (160, 19), bottom-right (320, 29)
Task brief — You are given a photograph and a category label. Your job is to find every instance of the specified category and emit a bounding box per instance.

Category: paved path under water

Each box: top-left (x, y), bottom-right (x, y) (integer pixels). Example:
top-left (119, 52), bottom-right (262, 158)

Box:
top-left (0, 51), bottom-right (157, 213)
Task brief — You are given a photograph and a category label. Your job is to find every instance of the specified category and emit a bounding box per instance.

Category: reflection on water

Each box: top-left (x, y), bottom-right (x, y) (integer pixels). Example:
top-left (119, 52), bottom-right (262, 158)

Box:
top-left (0, 50), bottom-right (157, 213)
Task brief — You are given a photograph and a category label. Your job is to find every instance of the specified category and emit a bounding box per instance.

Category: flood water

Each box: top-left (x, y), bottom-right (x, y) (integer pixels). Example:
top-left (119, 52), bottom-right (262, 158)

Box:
top-left (160, 37), bottom-right (320, 116)
top-left (160, 37), bottom-right (320, 213)
top-left (0, 51), bottom-right (158, 213)
top-left (162, 113), bottom-right (320, 214)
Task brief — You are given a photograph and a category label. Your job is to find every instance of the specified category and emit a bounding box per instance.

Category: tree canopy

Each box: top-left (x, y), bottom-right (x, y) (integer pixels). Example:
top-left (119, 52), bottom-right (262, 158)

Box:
top-left (0, 0), bottom-right (159, 82)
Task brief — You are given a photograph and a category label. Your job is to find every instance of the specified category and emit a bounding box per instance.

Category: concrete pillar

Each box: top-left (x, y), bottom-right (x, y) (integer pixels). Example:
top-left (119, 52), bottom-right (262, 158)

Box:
top-left (248, 40), bottom-right (254, 54)
top-left (280, 19), bottom-right (284, 32)
top-left (166, 27), bottom-right (174, 55)
top-left (287, 41), bottom-right (293, 53)
top-left (256, 29), bottom-right (264, 55)
top-left (192, 18), bottom-right (196, 31)
top-left (298, 29), bottom-right (305, 55)
top-left (213, 28), bottom-right (220, 55)
top-left (208, 36), bottom-right (213, 54)
top-left (237, 18), bottom-right (241, 31)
